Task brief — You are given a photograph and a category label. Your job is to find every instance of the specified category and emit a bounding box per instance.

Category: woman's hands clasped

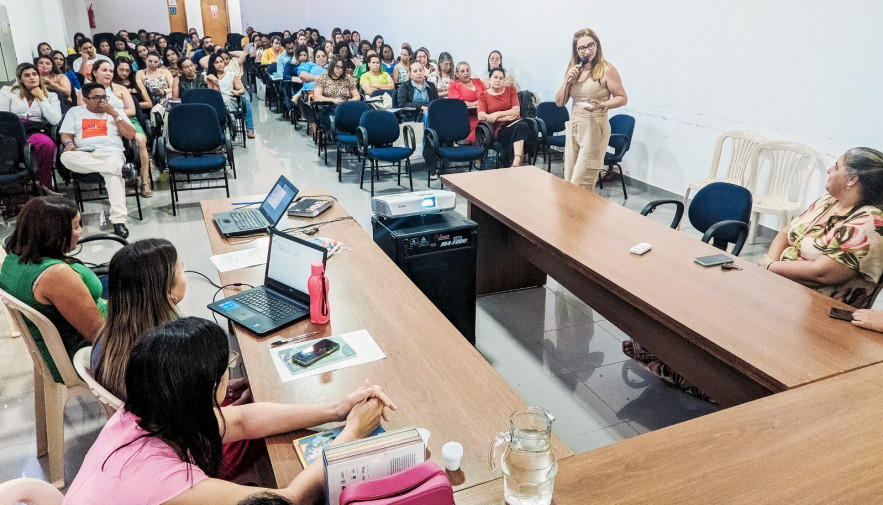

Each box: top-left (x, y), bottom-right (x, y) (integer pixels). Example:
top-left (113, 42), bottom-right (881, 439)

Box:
top-left (335, 379), bottom-right (397, 422)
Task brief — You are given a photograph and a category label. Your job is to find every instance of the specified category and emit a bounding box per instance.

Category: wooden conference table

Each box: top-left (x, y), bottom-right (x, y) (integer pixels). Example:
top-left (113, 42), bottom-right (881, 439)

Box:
top-left (199, 195), bottom-right (572, 489)
top-left (441, 166), bottom-right (883, 407)
top-left (455, 360), bottom-right (883, 504)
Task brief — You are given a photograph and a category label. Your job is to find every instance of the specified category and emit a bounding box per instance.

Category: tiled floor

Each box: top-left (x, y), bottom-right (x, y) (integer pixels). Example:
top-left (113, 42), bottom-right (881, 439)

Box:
top-left (0, 99), bottom-right (773, 486)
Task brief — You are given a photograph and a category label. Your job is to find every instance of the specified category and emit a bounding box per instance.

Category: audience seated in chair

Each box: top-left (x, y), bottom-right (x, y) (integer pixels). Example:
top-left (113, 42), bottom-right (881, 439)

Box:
top-left (206, 52), bottom-right (255, 139)
top-left (358, 53), bottom-right (394, 96)
top-left (163, 47), bottom-right (183, 78)
top-left (190, 35), bottom-right (216, 65)
top-left (274, 37), bottom-right (297, 79)
top-left (334, 42), bottom-right (358, 74)
top-left (0, 196), bottom-right (107, 383)
top-left (414, 47), bottom-right (436, 76)
top-left (261, 36), bottom-right (283, 65)
top-left (478, 68), bottom-right (529, 167)
top-left (136, 51), bottom-right (173, 107)
top-left (0, 63), bottom-right (62, 189)
top-left (71, 38), bottom-right (113, 79)
top-left (395, 61), bottom-right (438, 121)
top-left (379, 44), bottom-right (396, 75)
top-left (483, 50), bottom-right (517, 89)
top-left (113, 36), bottom-right (133, 60)
top-left (90, 60), bottom-right (152, 198)
top-left (62, 82), bottom-right (137, 238)
top-left (173, 58), bottom-right (207, 99)
top-left (35, 55), bottom-right (73, 111)
top-left (393, 44), bottom-right (412, 85)
top-left (313, 55), bottom-right (360, 131)
top-left (63, 316), bottom-right (394, 504)
top-left (51, 50), bottom-right (81, 94)
top-left (37, 42), bottom-right (53, 57)
top-left (448, 61), bottom-right (484, 145)
top-left (427, 52), bottom-right (454, 98)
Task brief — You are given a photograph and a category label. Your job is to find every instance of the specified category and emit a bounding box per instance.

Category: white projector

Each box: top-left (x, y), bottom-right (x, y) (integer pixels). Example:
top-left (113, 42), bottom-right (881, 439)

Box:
top-left (371, 190), bottom-right (457, 217)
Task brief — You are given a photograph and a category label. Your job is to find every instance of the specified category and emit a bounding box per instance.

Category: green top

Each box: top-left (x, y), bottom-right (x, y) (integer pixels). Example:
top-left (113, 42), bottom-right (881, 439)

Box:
top-left (178, 74), bottom-right (207, 97)
top-left (0, 253), bottom-right (107, 383)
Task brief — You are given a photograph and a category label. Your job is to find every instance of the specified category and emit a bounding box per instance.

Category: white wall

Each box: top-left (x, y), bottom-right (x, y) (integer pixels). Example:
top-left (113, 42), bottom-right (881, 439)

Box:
top-left (0, 0), bottom-right (73, 64)
top-left (238, 0), bottom-right (883, 207)
top-left (90, 0), bottom-right (171, 35)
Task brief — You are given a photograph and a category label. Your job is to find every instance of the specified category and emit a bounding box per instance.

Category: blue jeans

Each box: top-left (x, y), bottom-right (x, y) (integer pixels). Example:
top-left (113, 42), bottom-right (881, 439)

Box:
top-left (243, 90), bottom-right (254, 131)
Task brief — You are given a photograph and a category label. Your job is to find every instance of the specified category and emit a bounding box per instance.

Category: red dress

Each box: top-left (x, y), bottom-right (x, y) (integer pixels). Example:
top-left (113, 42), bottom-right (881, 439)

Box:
top-left (448, 78), bottom-right (485, 144)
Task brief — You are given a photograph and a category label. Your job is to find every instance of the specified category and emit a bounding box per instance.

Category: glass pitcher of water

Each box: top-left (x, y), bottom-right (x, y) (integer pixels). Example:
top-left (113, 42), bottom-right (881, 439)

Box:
top-left (489, 407), bottom-right (558, 505)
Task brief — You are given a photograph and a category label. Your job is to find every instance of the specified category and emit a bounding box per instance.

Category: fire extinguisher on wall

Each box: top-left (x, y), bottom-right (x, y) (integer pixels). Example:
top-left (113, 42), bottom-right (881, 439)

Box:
top-left (87, 4), bottom-right (96, 29)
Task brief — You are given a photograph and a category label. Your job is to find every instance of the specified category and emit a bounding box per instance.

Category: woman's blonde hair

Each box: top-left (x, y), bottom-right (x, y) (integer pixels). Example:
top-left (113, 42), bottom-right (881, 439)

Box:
top-left (12, 63), bottom-right (48, 100)
top-left (568, 28), bottom-right (607, 81)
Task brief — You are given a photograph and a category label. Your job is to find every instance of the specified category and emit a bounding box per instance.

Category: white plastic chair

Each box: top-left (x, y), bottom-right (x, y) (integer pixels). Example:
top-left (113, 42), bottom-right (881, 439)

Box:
top-left (745, 140), bottom-right (820, 244)
top-left (0, 289), bottom-right (89, 489)
top-left (684, 130), bottom-right (767, 204)
top-left (73, 347), bottom-right (123, 419)
top-left (0, 478), bottom-right (63, 505)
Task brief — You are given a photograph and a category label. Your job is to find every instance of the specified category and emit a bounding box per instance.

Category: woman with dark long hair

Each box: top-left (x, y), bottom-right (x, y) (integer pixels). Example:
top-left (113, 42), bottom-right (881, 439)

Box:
top-left (65, 317), bottom-right (394, 504)
top-left (0, 196), bottom-right (106, 383)
top-left (35, 54), bottom-right (72, 107)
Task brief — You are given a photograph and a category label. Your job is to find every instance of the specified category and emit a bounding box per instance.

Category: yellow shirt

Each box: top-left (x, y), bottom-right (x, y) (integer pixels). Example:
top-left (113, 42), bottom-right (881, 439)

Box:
top-left (359, 71), bottom-right (392, 90)
top-left (261, 47), bottom-right (281, 65)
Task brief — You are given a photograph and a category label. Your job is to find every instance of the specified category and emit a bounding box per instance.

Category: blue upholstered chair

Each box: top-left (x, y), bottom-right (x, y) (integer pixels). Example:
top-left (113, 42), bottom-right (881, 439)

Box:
top-left (423, 99), bottom-right (485, 187)
top-left (162, 103), bottom-right (231, 215)
top-left (356, 110), bottom-right (416, 196)
top-left (535, 102), bottom-right (569, 172)
top-left (641, 182), bottom-right (753, 256)
top-left (0, 112), bottom-right (37, 215)
top-left (330, 101), bottom-right (372, 181)
top-left (600, 114), bottom-right (635, 198)
top-left (182, 88), bottom-right (244, 150)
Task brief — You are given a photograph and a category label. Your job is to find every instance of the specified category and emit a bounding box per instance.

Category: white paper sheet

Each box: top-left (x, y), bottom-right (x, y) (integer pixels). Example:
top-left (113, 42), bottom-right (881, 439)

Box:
top-left (270, 329), bottom-right (386, 383)
top-left (210, 246), bottom-right (268, 273)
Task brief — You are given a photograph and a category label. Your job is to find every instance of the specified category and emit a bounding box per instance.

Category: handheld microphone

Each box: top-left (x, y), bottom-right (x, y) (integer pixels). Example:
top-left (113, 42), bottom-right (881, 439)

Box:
top-left (567, 57), bottom-right (590, 83)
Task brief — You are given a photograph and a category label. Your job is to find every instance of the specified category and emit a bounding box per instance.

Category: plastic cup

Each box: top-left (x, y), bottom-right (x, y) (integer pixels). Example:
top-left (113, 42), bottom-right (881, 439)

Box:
top-left (417, 428), bottom-right (430, 446)
top-left (441, 441), bottom-right (463, 471)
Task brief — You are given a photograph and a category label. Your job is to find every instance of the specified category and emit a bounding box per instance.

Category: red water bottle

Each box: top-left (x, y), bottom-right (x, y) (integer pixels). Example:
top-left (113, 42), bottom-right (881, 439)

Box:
top-left (308, 261), bottom-right (330, 324)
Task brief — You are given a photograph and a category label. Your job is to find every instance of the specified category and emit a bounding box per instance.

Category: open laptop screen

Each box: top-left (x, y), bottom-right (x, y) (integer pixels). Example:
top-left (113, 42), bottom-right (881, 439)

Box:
top-left (266, 230), bottom-right (327, 297)
top-left (260, 176), bottom-right (299, 226)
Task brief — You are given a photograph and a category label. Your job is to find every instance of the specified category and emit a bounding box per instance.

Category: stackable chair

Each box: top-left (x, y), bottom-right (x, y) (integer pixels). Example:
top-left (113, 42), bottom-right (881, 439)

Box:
top-left (599, 114), bottom-right (635, 198)
top-left (182, 88), bottom-right (245, 149)
top-left (641, 182), bottom-right (753, 256)
top-left (356, 110), bottom-right (416, 196)
top-left (160, 103), bottom-right (232, 215)
top-left (167, 32), bottom-right (189, 52)
top-left (0, 289), bottom-right (90, 489)
top-left (330, 101), bottom-right (372, 181)
top-left (683, 130), bottom-right (767, 205)
top-left (73, 347), bottom-right (123, 419)
top-left (744, 140), bottom-right (819, 244)
top-left (534, 102), bottom-right (569, 172)
top-left (0, 478), bottom-right (64, 505)
top-left (225, 33), bottom-right (244, 51)
top-left (422, 99), bottom-right (485, 188)
top-left (0, 112), bottom-right (38, 219)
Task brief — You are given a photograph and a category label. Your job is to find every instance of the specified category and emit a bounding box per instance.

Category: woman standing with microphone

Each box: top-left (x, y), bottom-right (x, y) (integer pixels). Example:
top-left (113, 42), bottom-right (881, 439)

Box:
top-left (555, 28), bottom-right (627, 192)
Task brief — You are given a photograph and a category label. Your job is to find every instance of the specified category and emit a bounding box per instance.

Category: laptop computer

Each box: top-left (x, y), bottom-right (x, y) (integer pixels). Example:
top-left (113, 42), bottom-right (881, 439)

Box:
top-left (213, 175), bottom-right (299, 237)
top-left (207, 229), bottom-right (328, 335)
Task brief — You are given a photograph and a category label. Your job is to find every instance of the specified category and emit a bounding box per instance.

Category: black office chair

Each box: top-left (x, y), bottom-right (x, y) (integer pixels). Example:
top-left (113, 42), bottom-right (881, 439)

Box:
top-left (535, 102), bottom-right (569, 172)
top-left (0, 112), bottom-right (38, 220)
top-left (330, 101), bottom-right (372, 181)
top-left (160, 104), bottom-right (232, 215)
top-left (225, 33), bottom-right (244, 51)
top-left (599, 114), bottom-right (635, 198)
top-left (356, 110), bottom-right (416, 196)
top-left (641, 182), bottom-right (752, 256)
top-left (423, 99), bottom-right (485, 187)
top-left (167, 32), bottom-right (189, 52)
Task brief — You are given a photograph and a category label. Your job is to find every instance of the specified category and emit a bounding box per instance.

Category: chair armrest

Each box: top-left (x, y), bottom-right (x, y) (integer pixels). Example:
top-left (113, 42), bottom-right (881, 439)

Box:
top-left (475, 121), bottom-right (495, 149)
top-left (640, 199), bottom-right (684, 229)
top-left (423, 128), bottom-right (439, 167)
top-left (78, 233), bottom-right (129, 246)
top-left (22, 143), bottom-right (35, 176)
top-left (356, 126), bottom-right (369, 156)
top-left (154, 137), bottom-right (167, 171)
top-left (329, 115), bottom-right (337, 139)
top-left (402, 124), bottom-right (416, 154)
top-left (702, 220), bottom-right (749, 256)
top-left (535, 117), bottom-right (548, 141)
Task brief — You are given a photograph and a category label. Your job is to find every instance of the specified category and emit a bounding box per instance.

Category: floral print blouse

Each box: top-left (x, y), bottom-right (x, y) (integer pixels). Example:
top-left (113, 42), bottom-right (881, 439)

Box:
top-left (781, 194), bottom-right (883, 309)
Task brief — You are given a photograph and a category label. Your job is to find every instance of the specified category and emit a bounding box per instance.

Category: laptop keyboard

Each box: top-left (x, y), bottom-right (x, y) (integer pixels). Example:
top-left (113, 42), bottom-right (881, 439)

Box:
top-left (235, 290), bottom-right (302, 319)
top-left (232, 209), bottom-right (265, 230)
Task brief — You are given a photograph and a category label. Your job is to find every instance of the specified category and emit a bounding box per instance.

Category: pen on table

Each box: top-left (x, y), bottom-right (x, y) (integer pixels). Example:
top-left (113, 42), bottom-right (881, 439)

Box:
top-left (270, 331), bottom-right (319, 347)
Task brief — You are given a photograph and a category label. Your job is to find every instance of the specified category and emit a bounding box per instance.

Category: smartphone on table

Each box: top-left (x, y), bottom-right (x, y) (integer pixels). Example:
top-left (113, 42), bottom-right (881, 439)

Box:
top-left (829, 307), bottom-right (854, 322)
top-left (290, 338), bottom-right (340, 367)
top-left (694, 254), bottom-right (734, 267)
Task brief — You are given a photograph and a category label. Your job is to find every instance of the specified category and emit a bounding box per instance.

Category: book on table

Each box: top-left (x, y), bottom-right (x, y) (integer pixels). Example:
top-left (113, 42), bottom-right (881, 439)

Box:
top-left (323, 426), bottom-right (425, 505)
top-left (292, 425), bottom-right (385, 467)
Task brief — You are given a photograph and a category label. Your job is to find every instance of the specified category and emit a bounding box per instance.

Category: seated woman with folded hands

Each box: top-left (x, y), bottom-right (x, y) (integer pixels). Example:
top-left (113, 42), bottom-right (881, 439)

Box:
top-left (359, 53), bottom-right (394, 96)
top-left (477, 67), bottom-right (529, 167)
top-left (63, 316), bottom-right (396, 505)
top-left (313, 55), bottom-right (360, 130)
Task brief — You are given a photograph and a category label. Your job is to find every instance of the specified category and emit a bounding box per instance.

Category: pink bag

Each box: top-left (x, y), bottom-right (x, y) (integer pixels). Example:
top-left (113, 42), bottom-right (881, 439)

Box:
top-left (338, 461), bottom-right (454, 505)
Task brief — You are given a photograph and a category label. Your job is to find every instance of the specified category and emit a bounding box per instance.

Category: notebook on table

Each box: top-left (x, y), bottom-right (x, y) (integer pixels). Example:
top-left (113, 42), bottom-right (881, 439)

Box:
top-left (213, 175), bottom-right (299, 237)
top-left (207, 228), bottom-right (327, 335)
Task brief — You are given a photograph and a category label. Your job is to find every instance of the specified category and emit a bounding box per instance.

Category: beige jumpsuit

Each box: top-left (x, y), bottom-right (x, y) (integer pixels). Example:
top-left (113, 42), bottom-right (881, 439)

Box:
top-left (563, 76), bottom-right (610, 192)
